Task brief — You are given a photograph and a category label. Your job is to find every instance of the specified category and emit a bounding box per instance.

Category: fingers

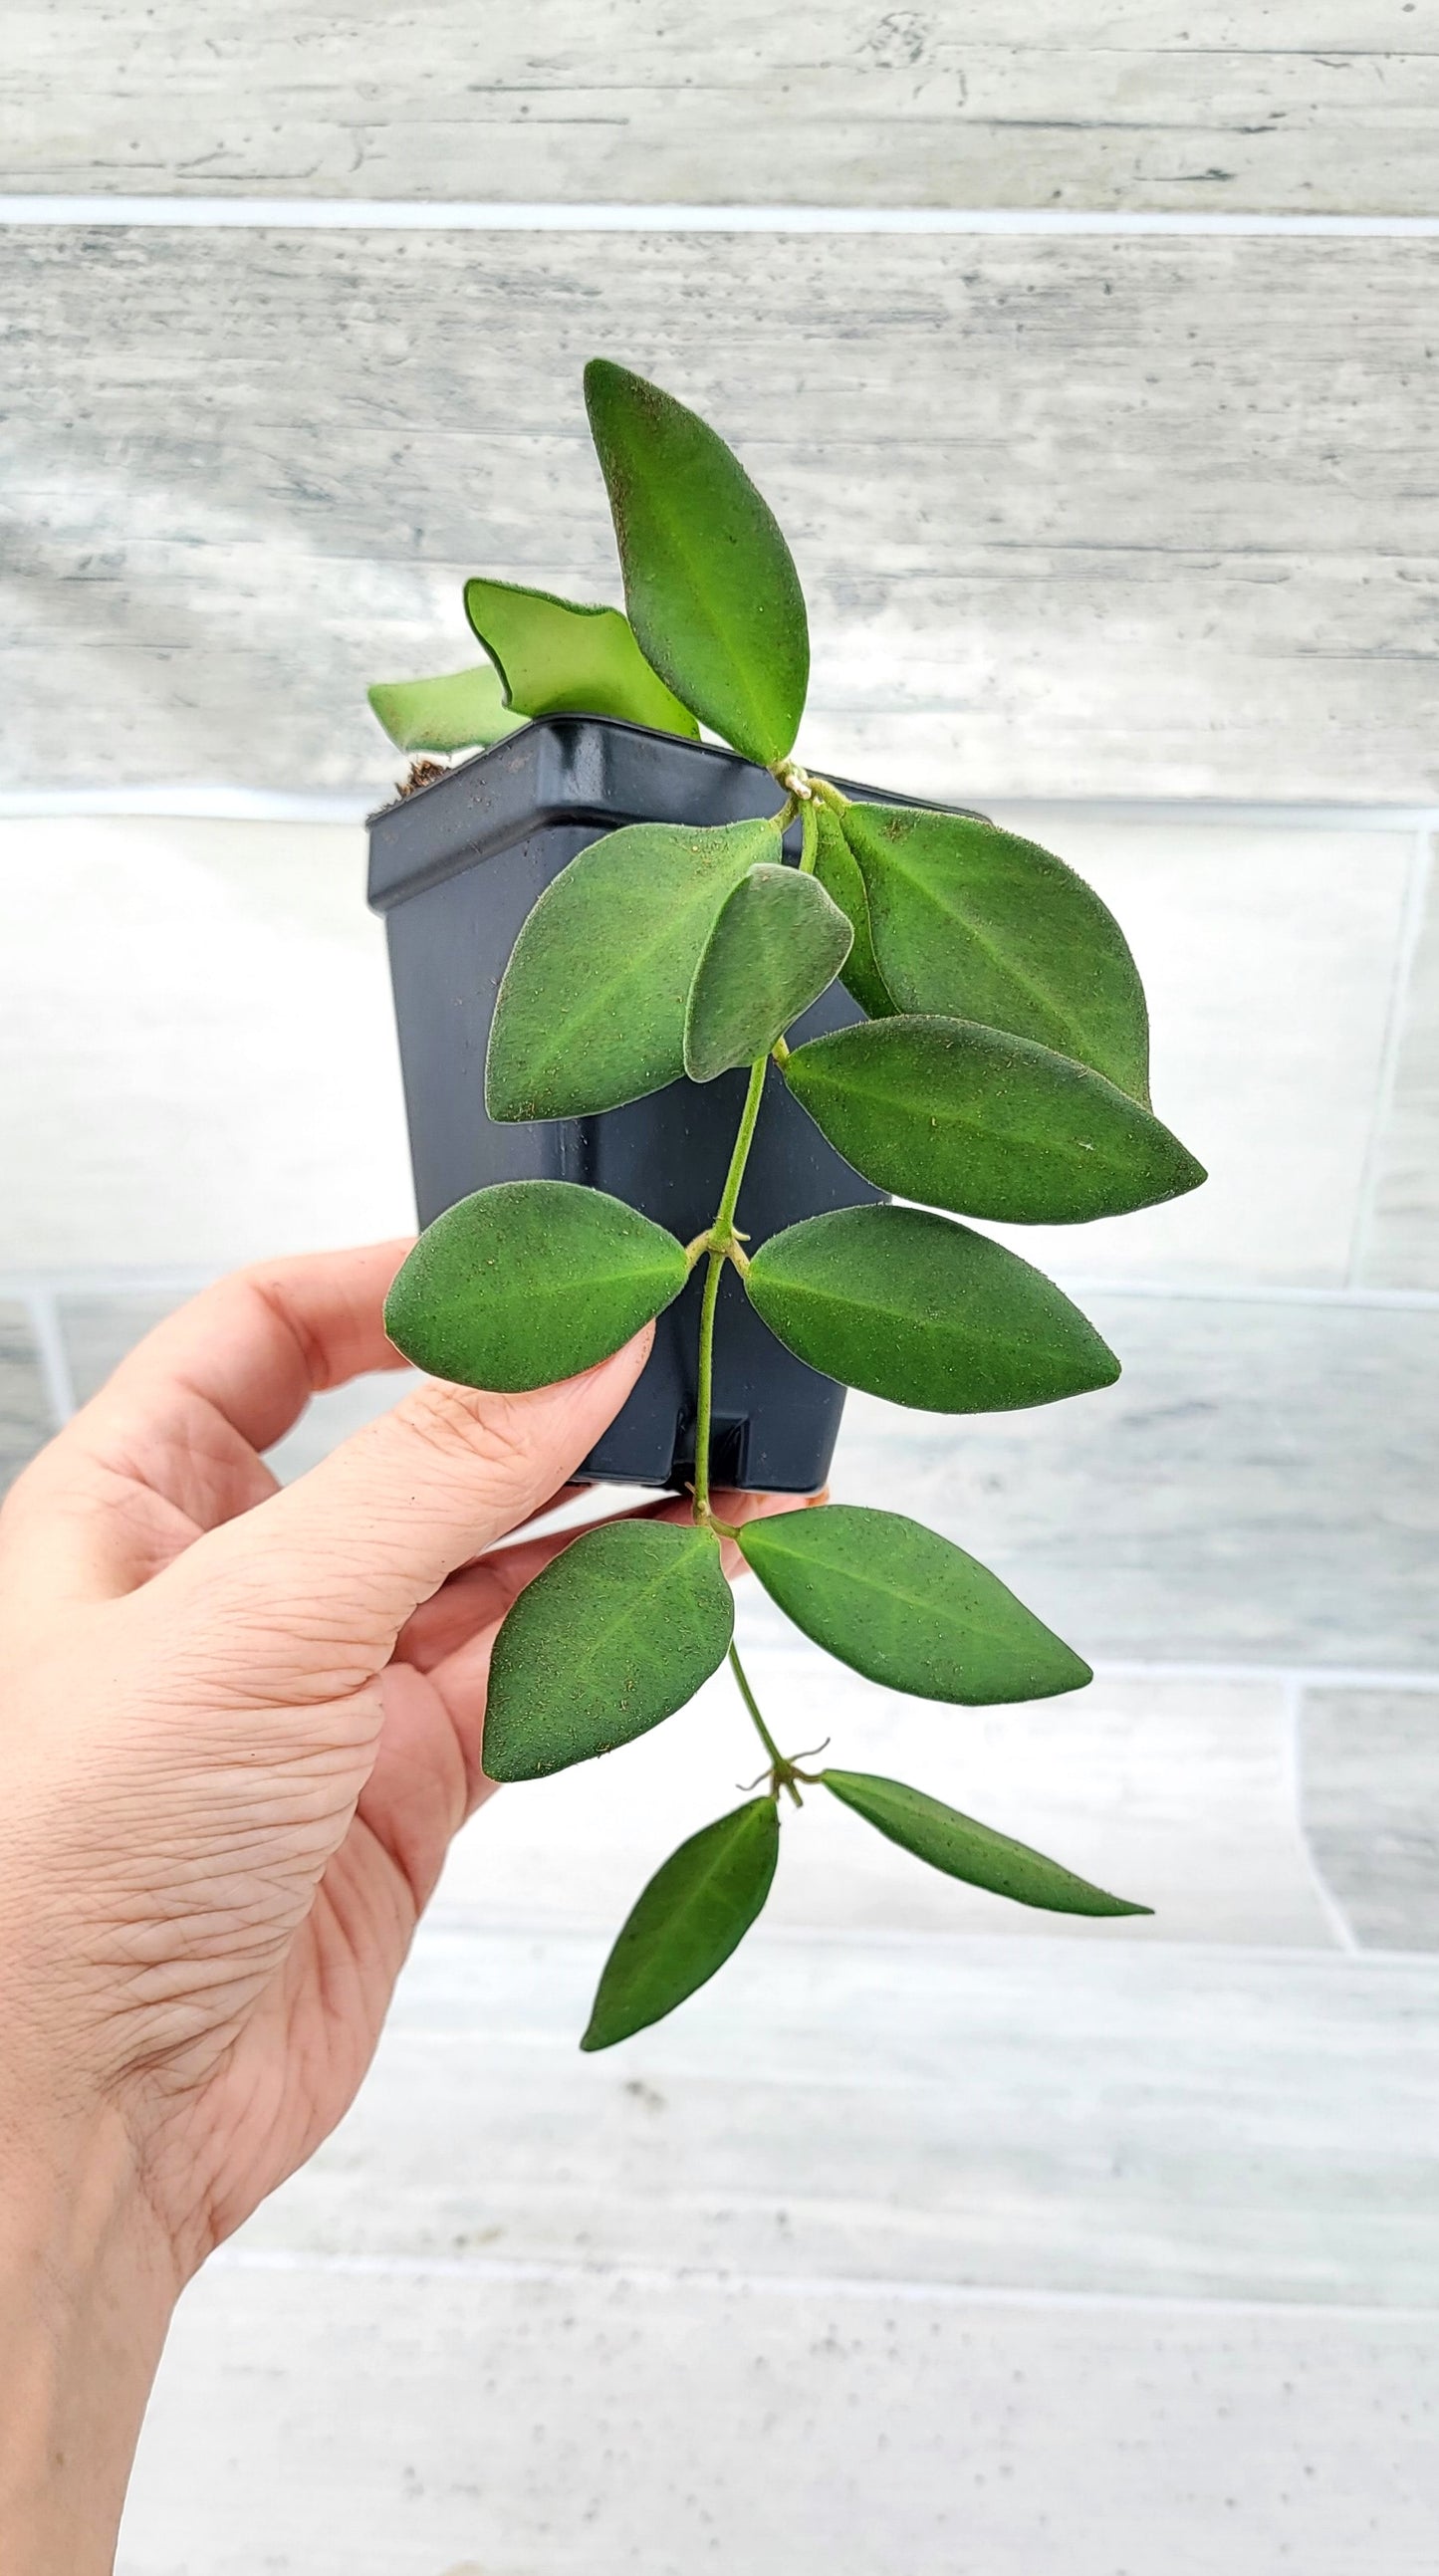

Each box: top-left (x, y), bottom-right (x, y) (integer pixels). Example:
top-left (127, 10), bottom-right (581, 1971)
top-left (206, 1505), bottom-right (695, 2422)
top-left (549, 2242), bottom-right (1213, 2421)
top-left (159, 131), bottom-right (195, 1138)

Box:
top-left (151, 1329), bottom-right (658, 1697)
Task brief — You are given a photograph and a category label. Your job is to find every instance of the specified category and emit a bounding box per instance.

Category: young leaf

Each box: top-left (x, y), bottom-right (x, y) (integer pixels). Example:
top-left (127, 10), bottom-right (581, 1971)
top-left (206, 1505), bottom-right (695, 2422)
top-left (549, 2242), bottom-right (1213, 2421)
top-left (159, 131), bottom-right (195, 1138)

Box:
top-left (812, 803), bottom-right (895, 1020)
top-left (841, 805), bottom-right (1151, 1103)
top-left (684, 864), bottom-right (852, 1081)
top-left (367, 663), bottom-right (523, 755)
top-left (738, 1505), bottom-right (1089, 1704)
top-left (484, 1521), bottom-right (734, 1782)
top-left (584, 358), bottom-right (810, 767)
top-left (383, 1181), bottom-right (686, 1393)
top-left (744, 1204), bottom-right (1119, 1412)
top-left (823, 1770), bottom-right (1150, 1917)
top-left (581, 1798), bottom-right (780, 2051)
top-left (463, 577), bottom-right (700, 739)
top-left (785, 1017), bottom-right (1206, 1225)
top-left (486, 815), bottom-right (782, 1121)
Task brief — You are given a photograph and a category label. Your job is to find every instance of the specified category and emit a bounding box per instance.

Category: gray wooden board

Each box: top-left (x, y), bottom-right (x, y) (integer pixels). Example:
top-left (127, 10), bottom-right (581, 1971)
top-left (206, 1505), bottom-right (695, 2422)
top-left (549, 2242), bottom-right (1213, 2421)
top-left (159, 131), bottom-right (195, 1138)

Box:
top-left (1302, 1688), bottom-right (1439, 1951)
top-left (0, 1299), bottom-right (51, 1491)
top-left (1360, 835), bottom-right (1439, 1289)
top-left (5, 2), bottom-right (1438, 213)
top-left (3, 228), bottom-right (1436, 800)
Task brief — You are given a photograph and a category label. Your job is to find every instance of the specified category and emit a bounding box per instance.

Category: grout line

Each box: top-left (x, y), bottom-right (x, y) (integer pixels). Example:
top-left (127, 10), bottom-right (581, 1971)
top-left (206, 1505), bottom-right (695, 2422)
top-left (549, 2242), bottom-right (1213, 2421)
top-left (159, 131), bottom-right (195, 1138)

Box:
top-left (745, 1641), bottom-right (1439, 1695)
top-left (212, 2244), bottom-right (1439, 2323)
top-left (1281, 1675), bottom-right (1359, 1956)
top-left (1049, 1278), bottom-right (1439, 1309)
top-left (1346, 826), bottom-right (1434, 1288)
top-left (0, 787), bottom-right (374, 824)
top-left (23, 1288), bottom-right (76, 1428)
top-left (5, 197), bottom-right (1439, 239)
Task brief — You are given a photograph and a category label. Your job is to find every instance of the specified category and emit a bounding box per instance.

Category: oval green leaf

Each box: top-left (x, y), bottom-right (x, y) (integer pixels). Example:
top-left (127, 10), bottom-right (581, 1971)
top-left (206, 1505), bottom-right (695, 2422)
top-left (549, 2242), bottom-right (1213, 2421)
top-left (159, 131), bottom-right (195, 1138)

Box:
top-left (738, 1505), bottom-right (1089, 1704)
top-left (744, 1204), bottom-right (1119, 1413)
top-left (486, 815), bottom-right (782, 1121)
top-left (584, 358), bottom-right (810, 766)
top-left (684, 864), bottom-right (852, 1082)
top-left (367, 663), bottom-right (523, 755)
top-left (824, 1770), bottom-right (1150, 1918)
top-left (484, 1520), bottom-right (734, 1782)
top-left (812, 802), bottom-right (895, 1020)
top-left (383, 1181), bottom-right (686, 1394)
top-left (463, 577), bottom-right (700, 739)
top-left (785, 1016), bottom-right (1206, 1225)
top-left (841, 804), bottom-right (1151, 1103)
top-left (581, 1797), bottom-right (780, 2051)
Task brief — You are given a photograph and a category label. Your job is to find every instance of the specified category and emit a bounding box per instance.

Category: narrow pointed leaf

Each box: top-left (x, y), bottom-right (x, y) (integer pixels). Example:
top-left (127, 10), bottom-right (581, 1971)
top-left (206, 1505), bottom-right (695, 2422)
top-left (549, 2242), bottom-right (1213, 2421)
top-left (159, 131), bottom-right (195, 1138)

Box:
top-left (463, 577), bottom-right (700, 739)
top-left (841, 804), bottom-right (1151, 1102)
top-left (739, 1505), bottom-right (1089, 1704)
top-left (684, 864), bottom-right (852, 1081)
top-left (484, 1521), bottom-right (734, 1782)
top-left (785, 1017), bottom-right (1206, 1224)
top-left (367, 663), bottom-right (523, 755)
top-left (581, 1798), bottom-right (780, 2050)
top-left (486, 815), bottom-right (782, 1121)
top-left (585, 358), bottom-right (809, 765)
top-left (824, 1770), bottom-right (1150, 1917)
top-left (812, 802), bottom-right (895, 1020)
top-left (383, 1181), bottom-right (686, 1393)
top-left (745, 1204), bottom-right (1119, 1413)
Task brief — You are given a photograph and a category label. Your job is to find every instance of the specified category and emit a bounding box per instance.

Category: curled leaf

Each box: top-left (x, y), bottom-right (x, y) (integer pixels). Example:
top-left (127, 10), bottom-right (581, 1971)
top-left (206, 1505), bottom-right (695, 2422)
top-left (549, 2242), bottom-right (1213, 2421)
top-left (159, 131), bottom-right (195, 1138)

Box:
top-left (684, 864), bottom-right (852, 1081)
top-left (464, 576), bottom-right (700, 738)
top-left (824, 1770), bottom-right (1150, 1917)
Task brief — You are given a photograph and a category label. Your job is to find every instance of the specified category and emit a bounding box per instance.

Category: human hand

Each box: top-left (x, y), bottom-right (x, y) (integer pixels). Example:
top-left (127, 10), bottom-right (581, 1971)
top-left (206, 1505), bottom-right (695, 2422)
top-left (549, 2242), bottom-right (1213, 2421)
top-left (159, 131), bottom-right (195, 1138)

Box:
top-left (0, 1240), bottom-right (782, 2569)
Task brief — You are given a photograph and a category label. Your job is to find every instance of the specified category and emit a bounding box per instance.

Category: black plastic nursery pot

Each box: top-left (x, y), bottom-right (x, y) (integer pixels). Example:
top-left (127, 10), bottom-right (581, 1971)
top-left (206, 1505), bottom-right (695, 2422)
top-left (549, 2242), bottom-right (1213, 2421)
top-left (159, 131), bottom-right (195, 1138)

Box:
top-left (367, 715), bottom-right (982, 1495)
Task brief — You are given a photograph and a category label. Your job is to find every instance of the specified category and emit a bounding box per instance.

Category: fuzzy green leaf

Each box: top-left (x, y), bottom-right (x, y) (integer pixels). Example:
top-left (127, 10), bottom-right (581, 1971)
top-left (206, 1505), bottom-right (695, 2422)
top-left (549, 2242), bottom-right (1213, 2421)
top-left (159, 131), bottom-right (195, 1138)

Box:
top-left (463, 577), bottom-right (700, 738)
top-left (383, 1181), bottom-right (686, 1394)
top-left (824, 1770), bottom-right (1150, 1917)
top-left (486, 815), bottom-right (783, 1121)
top-left (684, 864), bottom-right (852, 1081)
top-left (738, 1505), bottom-right (1089, 1704)
top-left (584, 358), bottom-right (810, 766)
top-left (367, 664), bottom-right (523, 755)
top-left (785, 1016), bottom-right (1205, 1225)
top-left (812, 803), bottom-right (895, 1020)
top-left (841, 804), bottom-right (1151, 1103)
top-left (581, 1798), bottom-right (780, 2050)
top-left (484, 1521), bottom-right (734, 1782)
top-left (744, 1204), bottom-right (1119, 1413)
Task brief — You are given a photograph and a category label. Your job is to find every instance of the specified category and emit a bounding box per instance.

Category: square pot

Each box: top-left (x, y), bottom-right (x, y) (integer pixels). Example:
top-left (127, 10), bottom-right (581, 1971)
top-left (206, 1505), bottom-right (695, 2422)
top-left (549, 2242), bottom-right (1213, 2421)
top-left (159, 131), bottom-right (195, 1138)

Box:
top-left (367, 715), bottom-right (981, 1495)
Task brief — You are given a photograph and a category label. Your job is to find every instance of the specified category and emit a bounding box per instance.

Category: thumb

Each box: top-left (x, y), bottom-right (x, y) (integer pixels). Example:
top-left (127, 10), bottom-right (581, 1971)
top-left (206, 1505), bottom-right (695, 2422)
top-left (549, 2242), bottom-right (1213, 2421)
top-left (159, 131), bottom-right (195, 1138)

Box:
top-left (154, 1328), bottom-right (655, 1690)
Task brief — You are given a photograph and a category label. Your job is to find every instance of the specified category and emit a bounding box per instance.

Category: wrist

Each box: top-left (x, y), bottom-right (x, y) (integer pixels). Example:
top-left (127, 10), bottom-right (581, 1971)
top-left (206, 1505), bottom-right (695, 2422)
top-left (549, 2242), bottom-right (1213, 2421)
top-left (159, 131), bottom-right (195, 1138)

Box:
top-left (0, 2103), bottom-right (180, 2574)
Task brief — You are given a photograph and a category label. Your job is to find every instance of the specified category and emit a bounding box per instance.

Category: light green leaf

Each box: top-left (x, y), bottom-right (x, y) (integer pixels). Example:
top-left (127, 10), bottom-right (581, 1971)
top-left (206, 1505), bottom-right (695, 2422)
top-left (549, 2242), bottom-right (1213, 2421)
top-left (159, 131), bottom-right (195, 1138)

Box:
top-left (383, 1181), bottom-right (686, 1394)
top-left (738, 1505), bottom-right (1089, 1704)
top-left (744, 1204), bottom-right (1119, 1412)
top-left (581, 1798), bottom-right (780, 2051)
top-left (486, 815), bottom-right (783, 1121)
top-left (484, 1521), bottom-right (734, 1782)
top-left (683, 864), bottom-right (852, 1081)
top-left (785, 1016), bottom-right (1206, 1224)
top-left (812, 803), bottom-right (895, 1020)
top-left (463, 576), bottom-right (700, 739)
top-left (584, 358), bottom-right (810, 766)
top-left (367, 664), bottom-right (524, 755)
top-left (841, 804), bottom-right (1151, 1102)
top-left (824, 1770), bottom-right (1150, 1917)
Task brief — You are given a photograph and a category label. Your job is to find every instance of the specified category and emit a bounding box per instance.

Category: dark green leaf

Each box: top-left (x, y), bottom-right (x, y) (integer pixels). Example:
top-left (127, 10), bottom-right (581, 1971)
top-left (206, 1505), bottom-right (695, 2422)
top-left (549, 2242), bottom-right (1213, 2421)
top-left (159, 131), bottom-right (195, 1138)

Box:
top-left (744, 1204), bottom-right (1119, 1412)
top-left (486, 815), bottom-right (782, 1120)
top-left (785, 1016), bottom-right (1206, 1224)
top-left (463, 576), bottom-right (700, 739)
top-left (581, 1798), bottom-right (780, 2050)
top-left (841, 804), bottom-right (1151, 1102)
top-left (383, 1181), bottom-right (686, 1394)
top-left (484, 1521), bottom-right (734, 1782)
top-left (584, 358), bottom-right (809, 766)
top-left (824, 1770), bottom-right (1150, 1917)
top-left (812, 803), bottom-right (895, 1020)
top-left (738, 1505), bottom-right (1089, 1704)
top-left (684, 864), bottom-right (852, 1081)
top-left (367, 664), bottom-right (523, 755)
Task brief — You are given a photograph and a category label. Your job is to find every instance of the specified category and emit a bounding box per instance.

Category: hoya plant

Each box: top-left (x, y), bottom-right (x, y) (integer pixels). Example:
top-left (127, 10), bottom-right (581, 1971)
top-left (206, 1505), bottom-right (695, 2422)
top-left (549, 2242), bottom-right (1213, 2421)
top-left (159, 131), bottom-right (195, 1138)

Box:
top-left (371, 360), bottom-right (1206, 2052)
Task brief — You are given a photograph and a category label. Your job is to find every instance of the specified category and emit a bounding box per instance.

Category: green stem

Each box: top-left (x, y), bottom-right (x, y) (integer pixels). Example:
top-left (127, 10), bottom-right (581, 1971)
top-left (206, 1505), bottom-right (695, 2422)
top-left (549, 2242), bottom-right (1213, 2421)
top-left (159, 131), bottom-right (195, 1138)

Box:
top-left (691, 1052), bottom-right (768, 1522)
top-left (729, 1644), bottom-right (802, 1805)
top-left (799, 799), bottom-right (818, 874)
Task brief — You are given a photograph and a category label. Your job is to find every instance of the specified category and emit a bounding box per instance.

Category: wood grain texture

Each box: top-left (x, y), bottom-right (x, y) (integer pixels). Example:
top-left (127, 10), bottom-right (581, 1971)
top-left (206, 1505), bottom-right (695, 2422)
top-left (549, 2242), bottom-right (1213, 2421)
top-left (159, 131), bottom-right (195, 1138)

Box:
top-left (3, 227), bottom-right (1435, 799)
top-left (3, 2), bottom-right (1436, 213)
top-left (1358, 835), bottom-right (1439, 1288)
top-left (1302, 1687), bottom-right (1439, 1949)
